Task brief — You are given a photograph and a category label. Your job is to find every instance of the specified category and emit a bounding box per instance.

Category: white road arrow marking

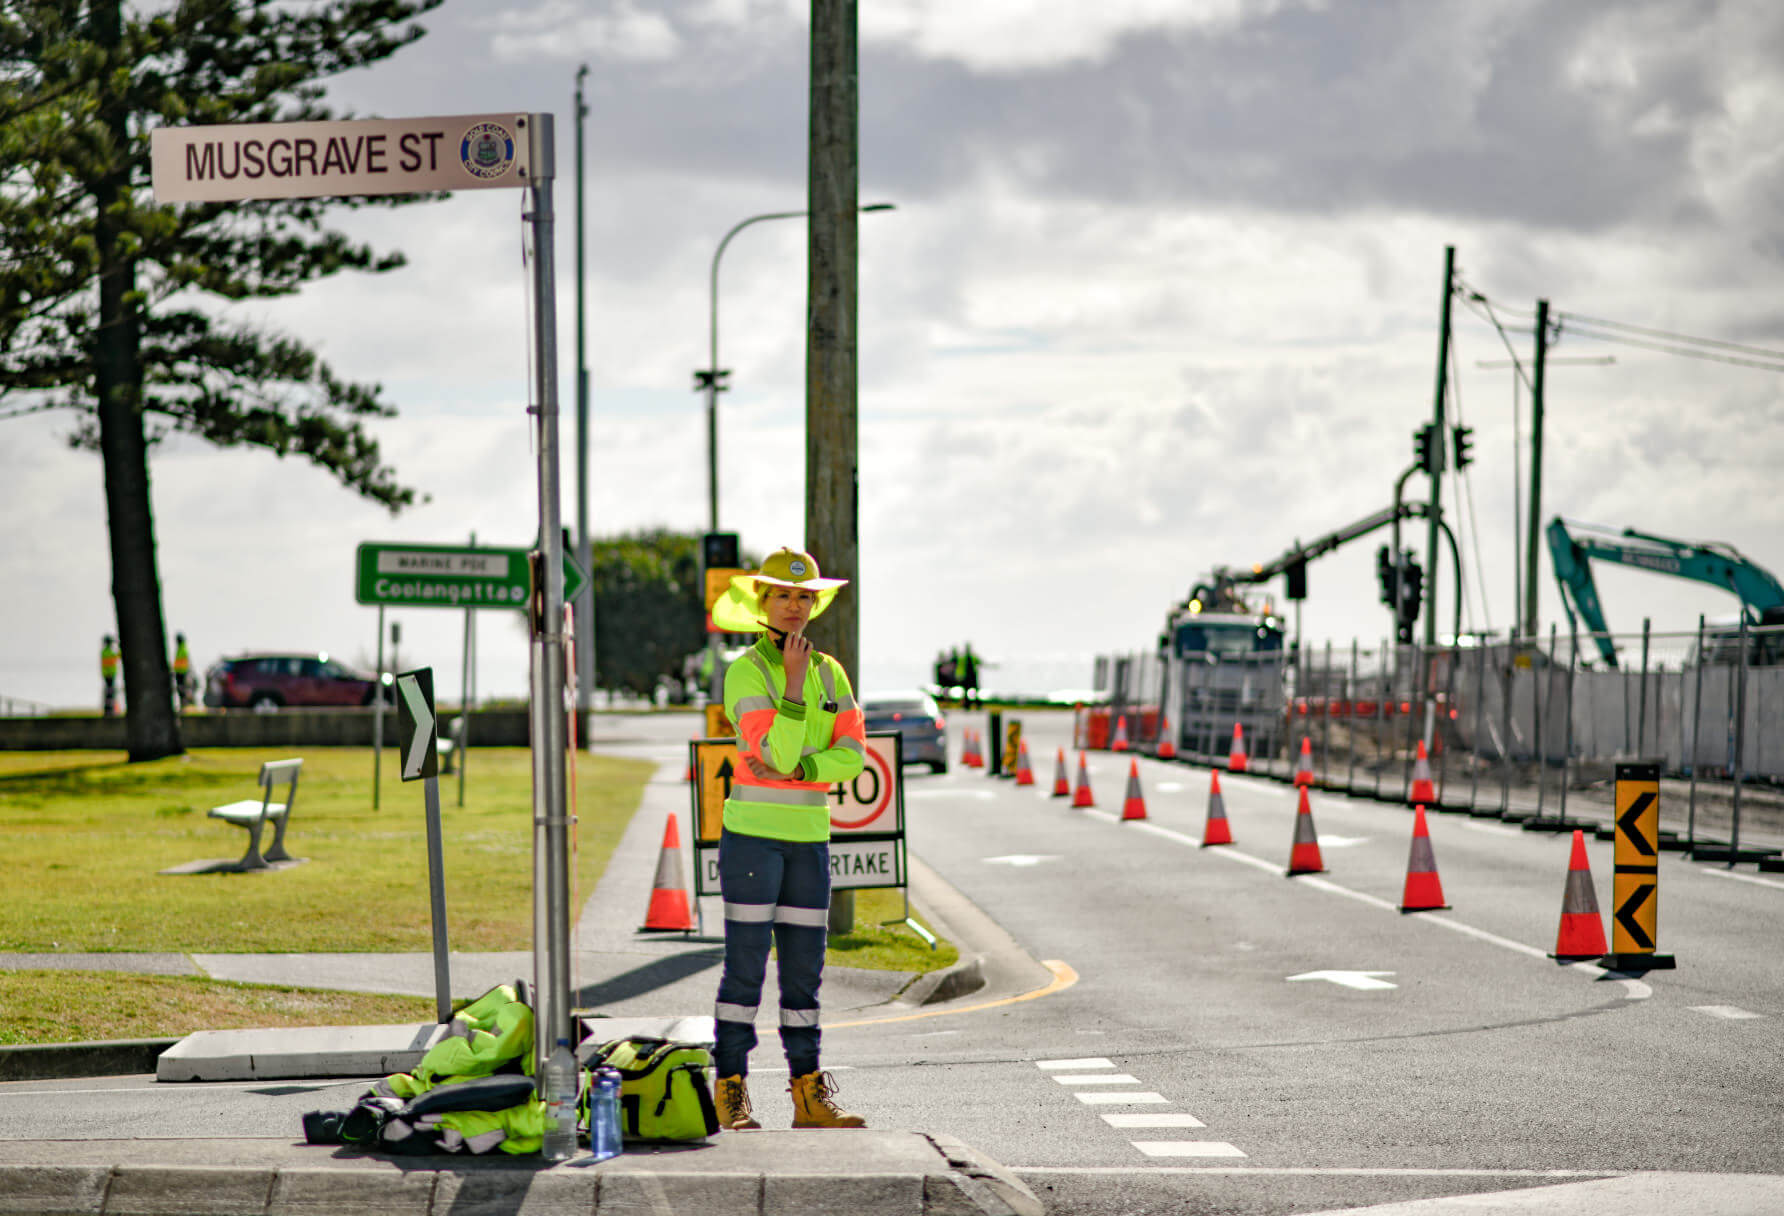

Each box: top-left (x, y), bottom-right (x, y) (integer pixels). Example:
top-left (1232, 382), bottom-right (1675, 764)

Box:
top-left (398, 675), bottom-right (435, 780)
top-left (1287, 970), bottom-right (1398, 990)
top-left (984, 854), bottom-right (1062, 867)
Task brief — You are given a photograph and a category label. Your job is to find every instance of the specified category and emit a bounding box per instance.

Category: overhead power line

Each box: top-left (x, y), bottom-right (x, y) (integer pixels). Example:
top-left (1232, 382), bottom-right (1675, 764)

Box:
top-left (1557, 310), bottom-right (1784, 362)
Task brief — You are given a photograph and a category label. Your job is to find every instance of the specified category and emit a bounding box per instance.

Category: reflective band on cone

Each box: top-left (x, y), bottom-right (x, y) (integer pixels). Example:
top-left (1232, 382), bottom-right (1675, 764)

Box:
top-left (1551, 829), bottom-right (1608, 960)
top-left (1228, 722), bottom-right (1248, 773)
top-left (1112, 715), bottom-right (1130, 752)
top-left (1409, 739), bottom-right (1436, 805)
top-left (1294, 736), bottom-right (1314, 787)
top-left (1051, 748), bottom-right (1071, 798)
top-left (1286, 787), bottom-right (1325, 875)
top-left (1120, 759), bottom-right (1147, 821)
top-left (1202, 769), bottom-right (1233, 847)
top-left (641, 813), bottom-right (694, 932)
top-left (1399, 805), bottom-right (1449, 911)
top-left (1015, 741), bottom-right (1035, 786)
top-left (1157, 713), bottom-right (1177, 760)
top-left (1072, 752), bottom-right (1096, 808)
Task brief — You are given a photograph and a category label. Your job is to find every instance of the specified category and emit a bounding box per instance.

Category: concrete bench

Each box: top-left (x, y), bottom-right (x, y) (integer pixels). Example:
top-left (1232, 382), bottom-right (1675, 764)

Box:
top-left (208, 759), bottom-right (303, 871)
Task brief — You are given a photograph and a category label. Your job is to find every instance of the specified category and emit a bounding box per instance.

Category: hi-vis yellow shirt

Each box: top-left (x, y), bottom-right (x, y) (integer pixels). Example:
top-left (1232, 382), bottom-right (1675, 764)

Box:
top-left (722, 636), bottom-right (866, 842)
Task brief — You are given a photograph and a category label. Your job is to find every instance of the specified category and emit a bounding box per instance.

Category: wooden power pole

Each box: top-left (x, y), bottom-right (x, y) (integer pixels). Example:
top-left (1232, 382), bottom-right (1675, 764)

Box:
top-left (806, 0), bottom-right (859, 931)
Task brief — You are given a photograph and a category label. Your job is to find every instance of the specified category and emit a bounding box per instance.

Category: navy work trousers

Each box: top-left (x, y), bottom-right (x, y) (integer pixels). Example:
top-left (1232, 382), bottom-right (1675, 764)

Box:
top-left (713, 828), bottom-right (831, 1078)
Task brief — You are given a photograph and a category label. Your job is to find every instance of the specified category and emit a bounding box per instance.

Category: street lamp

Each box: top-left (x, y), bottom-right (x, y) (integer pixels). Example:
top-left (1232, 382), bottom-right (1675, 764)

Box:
top-left (697, 201), bottom-right (895, 533)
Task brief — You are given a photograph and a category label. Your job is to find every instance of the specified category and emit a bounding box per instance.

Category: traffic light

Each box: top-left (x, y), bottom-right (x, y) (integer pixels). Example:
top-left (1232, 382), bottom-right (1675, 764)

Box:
top-left (1412, 423), bottom-right (1444, 474)
top-left (693, 369), bottom-right (731, 393)
top-left (702, 531), bottom-right (739, 569)
top-left (1398, 557), bottom-right (1425, 638)
top-left (1452, 424), bottom-right (1475, 469)
top-left (1285, 557), bottom-right (1307, 602)
top-left (1376, 545), bottom-right (1400, 607)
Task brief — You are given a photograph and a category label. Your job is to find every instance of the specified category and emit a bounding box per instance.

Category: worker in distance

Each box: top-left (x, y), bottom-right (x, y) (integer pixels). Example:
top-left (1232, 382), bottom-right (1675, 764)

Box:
top-left (706, 547), bottom-right (868, 1131)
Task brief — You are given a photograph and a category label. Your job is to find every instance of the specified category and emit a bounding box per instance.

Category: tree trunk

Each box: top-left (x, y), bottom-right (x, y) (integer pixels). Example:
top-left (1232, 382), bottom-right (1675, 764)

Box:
top-left (93, 0), bottom-right (180, 761)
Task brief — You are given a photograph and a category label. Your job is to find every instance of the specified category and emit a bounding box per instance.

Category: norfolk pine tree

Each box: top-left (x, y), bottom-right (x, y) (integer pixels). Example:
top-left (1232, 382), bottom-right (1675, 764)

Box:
top-left (0, 0), bottom-right (440, 759)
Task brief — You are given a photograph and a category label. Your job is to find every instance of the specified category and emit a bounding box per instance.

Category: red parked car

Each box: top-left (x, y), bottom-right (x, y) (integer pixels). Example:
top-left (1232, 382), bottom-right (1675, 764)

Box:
top-left (203, 653), bottom-right (387, 710)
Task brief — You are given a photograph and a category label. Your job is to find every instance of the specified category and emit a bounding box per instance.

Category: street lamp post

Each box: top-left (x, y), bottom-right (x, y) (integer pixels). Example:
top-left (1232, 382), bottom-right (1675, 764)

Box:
top-left (697, 202), bottom-right (894, 534)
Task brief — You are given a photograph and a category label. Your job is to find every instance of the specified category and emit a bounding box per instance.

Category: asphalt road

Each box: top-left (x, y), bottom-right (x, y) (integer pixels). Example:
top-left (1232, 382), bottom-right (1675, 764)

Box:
top-left (825, 710), bottom-right (1784, 1214)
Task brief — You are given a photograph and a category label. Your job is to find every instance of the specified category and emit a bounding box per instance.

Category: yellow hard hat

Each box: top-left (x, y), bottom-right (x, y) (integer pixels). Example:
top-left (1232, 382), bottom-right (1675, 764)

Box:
top-left (711, 547), bottom-right (847, 633)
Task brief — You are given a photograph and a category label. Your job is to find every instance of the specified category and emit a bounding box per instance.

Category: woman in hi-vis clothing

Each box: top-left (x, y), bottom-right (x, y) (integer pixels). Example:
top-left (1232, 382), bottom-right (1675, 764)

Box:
top-left (707, 548), bottom-right (868, 1131)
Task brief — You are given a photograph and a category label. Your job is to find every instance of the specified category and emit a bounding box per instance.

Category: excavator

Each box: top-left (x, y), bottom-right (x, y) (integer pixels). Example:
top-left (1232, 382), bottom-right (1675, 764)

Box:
top-left (1546, 518), bottom-right (1784, 668)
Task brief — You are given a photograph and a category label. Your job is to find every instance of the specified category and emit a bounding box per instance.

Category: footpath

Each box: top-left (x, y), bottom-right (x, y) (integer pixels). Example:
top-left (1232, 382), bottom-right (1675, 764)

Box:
top-left (0, 723), bottom-right (1046, 1216)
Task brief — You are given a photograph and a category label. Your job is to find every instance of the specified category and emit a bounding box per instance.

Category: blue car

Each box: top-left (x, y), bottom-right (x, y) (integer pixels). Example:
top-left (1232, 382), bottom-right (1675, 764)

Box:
top-left (861, 691), bottom-right (948, 773)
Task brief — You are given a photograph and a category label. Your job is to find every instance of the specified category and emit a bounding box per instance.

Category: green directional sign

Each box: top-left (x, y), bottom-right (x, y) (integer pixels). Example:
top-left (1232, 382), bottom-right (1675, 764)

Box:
top-left (356, 542), bottom-right (586, 609)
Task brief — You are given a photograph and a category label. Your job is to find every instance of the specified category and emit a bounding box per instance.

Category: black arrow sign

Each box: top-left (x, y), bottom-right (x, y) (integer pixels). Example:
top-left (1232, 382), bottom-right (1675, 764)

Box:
top-left (716, 756), bottom-right (734, 801)
top-left (1617, 792), bottom-right (1657, 856)
top-left (1614, 883), bottom-right (1656, 950)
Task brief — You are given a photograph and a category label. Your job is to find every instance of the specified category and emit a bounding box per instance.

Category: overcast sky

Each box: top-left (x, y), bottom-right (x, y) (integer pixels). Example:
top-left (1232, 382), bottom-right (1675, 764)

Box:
top-left (7, 0), bottom-right (1784, 709)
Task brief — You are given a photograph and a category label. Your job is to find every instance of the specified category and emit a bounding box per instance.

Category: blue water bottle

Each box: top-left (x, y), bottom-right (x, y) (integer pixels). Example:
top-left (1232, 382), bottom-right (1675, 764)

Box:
top-left (590, 1066), bottom-right (623, 1161)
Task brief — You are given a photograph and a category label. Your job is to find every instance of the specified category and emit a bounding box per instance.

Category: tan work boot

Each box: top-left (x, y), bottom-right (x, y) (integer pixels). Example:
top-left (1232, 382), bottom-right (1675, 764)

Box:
top-left (789, 1070), bottom-right (866, 1128)
top-left (715, 1074), bottom-right (761, 1130)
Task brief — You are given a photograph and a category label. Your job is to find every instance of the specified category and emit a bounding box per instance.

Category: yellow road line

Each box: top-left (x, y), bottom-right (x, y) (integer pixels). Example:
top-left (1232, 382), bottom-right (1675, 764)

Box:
top-left (829, 960), bottom-right (1078, 1028)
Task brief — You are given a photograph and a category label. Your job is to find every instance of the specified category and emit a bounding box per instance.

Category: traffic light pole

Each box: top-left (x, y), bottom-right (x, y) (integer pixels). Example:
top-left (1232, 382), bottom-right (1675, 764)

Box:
top-left (1424, 245), bottom-right (1455, 649)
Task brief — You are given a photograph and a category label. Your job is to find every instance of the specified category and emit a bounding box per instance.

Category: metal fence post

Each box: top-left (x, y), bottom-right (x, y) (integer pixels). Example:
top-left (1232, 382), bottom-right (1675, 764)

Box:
top-left (1347, 639), bottom-right (1360, 795)
top-left (1688, 615), bottom-right (1706, 847)
top-left (1376, 638), bottom-right (1390, 800)
top-left (1400, 640), bottom-right (1419, 802)
top-left (1731, 614), bottom-right (1749, 862)
top-left (1499, 640), bottom-right (1515, 817)
top-left (1560, 622), bottom-right (1577, 823)
top-left (1637, 617), bottom-right (1652, 757)
top-left (1469, 639), bottom-right (1485, 813)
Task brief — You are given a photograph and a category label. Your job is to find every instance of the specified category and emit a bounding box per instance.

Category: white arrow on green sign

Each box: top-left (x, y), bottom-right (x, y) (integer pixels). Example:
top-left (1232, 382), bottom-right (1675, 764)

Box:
top-left (355, 542), bottom-right (585, 609)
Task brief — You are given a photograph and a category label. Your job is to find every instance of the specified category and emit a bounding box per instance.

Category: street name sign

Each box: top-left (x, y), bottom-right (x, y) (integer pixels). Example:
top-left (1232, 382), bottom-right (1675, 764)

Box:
top-left (151, 114), bottom-right (534, 203)
top-left (356, 542), bottom-right (585, 609)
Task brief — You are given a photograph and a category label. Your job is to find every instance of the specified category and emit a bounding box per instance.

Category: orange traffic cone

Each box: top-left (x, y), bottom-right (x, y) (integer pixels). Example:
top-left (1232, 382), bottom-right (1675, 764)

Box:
top-left (1399, 806), bottom-right (1449, 912)
top-left (1286, 787), bottom-right (1325, 875)
top-left (1120, 759), bottom-right (1147, 821)
top-left (1156, 713), bottom-right (1177, 760)
top-left (1228, 722), bottom-right (1248, 772)
top-left (963, 728), bottom-right (981, 769)
top-left (641, 814), bottom-right (694, 932)
top-left (1202, 769), bottom-right (1233, 846)
top-left (1409, 739), bottom-right (1436, 804)
top-left (1072, 752), bottom-right (1096, 808)
top-left (1112, 715), bottom-right (1130, 752)
top-left (1293, 736), bottom-right (1314, 787)
top-left (1015, 741), bottom-right (1035, 786)
top-left (1051, 747), bottom-right (1071, 798)
top-left (1551, 830), bottom-right (1608, 961)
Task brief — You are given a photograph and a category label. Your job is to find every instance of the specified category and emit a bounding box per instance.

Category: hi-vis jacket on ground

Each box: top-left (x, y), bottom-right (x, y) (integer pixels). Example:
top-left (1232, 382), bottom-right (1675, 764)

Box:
top-left (724, 636), bottom-right (866, 841)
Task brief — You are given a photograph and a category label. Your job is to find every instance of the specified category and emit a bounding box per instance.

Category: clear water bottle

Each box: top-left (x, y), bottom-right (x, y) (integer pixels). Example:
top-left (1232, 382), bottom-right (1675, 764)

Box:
top-left (541, 1037), bottom-right (579, 1161)
top-left (589, 1066), bottom-right (623, 1161)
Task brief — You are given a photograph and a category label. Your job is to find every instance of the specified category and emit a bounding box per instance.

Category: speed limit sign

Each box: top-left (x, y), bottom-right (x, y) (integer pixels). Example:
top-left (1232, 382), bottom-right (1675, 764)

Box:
top-left (830, 733), bottom-right (900, 832)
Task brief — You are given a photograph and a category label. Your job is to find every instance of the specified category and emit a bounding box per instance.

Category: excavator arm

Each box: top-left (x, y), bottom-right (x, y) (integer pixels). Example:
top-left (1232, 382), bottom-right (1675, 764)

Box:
top-left (1546, 518), bottom-right (1784, 668)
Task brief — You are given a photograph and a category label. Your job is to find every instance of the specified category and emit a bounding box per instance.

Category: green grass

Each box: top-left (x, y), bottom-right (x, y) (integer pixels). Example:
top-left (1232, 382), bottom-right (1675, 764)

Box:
top-left (0, 747), bottom-right (958, 1045)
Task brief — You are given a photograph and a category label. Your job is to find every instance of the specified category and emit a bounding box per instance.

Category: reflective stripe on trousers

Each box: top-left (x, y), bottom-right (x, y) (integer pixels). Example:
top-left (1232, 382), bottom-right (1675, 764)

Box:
top-left (713, 828), bottom-right (830, 1078)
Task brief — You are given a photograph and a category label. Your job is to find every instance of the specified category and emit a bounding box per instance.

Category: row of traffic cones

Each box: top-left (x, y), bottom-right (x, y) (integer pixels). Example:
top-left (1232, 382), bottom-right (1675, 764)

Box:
top-left (1231, 722), bottom-right (1437, 807)
top-left (1089, 711), bottom-right (1179, 760)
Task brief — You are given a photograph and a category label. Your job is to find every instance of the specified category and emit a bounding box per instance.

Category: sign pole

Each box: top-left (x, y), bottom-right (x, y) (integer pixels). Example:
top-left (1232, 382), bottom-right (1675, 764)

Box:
top-left (373, 605), bottom-right (385, 810)
top-left (521, 115), bottom-right (574, 1068)
top-left (458, 530), bottom-right (475, 808)
top-left (394, 668), bottom-right (451, 1023)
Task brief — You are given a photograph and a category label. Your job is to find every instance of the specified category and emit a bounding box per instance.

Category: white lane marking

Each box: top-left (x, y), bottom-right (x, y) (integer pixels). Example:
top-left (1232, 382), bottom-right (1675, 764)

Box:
top-left (1012, 1166), bottom-right (1622, 1178)
top-left (1691, 1005), bottom-right (1763, 1019)
top-left (1075, 1091), bottom-right (1168, 1104)
top-left (1053, 1073), bottom-right (1141, 1085)
top-left (1102, 1113), bottom-right (1206, 1128)
top-left (1462, 820), bottom-right (1529, 838)
top-left (1704, 868), bottom-right (1784, 892)
top-left (1037, 1057), bottom-right (1114, 1070)
top-left (1319, 835), bottom-right (1371, 848)
top-left (1287, 970), bottom-right (1398, 991)
top-left (1156, 782), bottom-right (1186, 792)
top-left (1298, 876), bottom-right (1400, 912)
top-left (1133, 1141), bottom-right (1248, 1158)
top-left (983, 854), bottom-right (1062, 866)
